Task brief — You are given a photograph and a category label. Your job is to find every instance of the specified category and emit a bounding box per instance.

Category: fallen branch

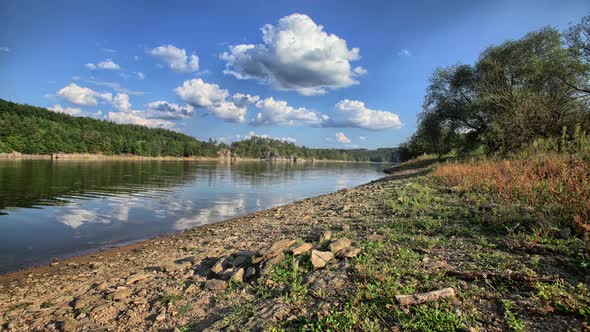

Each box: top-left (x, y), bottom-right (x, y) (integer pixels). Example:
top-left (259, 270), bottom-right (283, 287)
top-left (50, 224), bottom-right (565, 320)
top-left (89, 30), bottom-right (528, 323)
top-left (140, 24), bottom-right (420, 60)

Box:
top-left (445, 270), bottom-right (558, 283)
top-left (395, 287), bottom-right (455, 306)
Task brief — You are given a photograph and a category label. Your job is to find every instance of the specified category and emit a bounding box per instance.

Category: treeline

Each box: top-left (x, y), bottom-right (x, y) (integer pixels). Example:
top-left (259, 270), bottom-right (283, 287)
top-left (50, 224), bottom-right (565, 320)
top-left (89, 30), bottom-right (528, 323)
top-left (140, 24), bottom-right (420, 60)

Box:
top-left (0, 99), bottom-right (397, 162)
top-left (0, 99), bottom-right (219, 157)
top-left (399, 16), bottom-right (590, 161)
top-left (230, 136), bottom-right (397, 162)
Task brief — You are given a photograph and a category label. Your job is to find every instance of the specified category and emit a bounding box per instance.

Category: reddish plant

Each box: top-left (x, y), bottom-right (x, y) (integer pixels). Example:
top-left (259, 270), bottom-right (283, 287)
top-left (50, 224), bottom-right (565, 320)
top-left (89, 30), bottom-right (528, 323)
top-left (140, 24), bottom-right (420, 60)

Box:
top-left (434, 154), bottom-right (590, 234)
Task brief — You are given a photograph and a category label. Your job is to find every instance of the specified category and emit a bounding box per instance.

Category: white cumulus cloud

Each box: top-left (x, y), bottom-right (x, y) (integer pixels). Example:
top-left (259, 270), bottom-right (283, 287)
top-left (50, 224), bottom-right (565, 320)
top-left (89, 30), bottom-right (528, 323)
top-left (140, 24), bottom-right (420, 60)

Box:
top-left (57, 83), bottom-right (112, 106)
top-left (220, 13), bottom-right (363, 96)
top-left (175, 78), bottom-right (228, 107)
top-left (112, 93), bottom-right (131, 112)
top-left (335, 132), bottom-right (351, 144)
top-left (149, 44), bottom-right (199, 72)
top-left (231, 93), bottom-right (260, 107)
top-left (175, 78), bottom-right (246, 123)
top-left (217, 131), bottom-right (296, 144)
top-left (325, 99), bottom-right (402, 130)
top-left (146, 101), bottom-right (194, 119)
top-left (49, 104), bottom-right (82, 116)
top-left (252, 97), bottom-right (322, 126)
top-left (107, 111), bottom-right (175, 129)
top-left (85, 59), bottom-right (120, 70)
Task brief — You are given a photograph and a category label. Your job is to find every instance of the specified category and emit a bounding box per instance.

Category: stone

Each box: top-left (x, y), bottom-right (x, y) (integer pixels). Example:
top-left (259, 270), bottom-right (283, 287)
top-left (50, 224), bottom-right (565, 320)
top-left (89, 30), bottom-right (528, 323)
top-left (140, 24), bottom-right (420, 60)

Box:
top-left (74, 295), bottom-right (100, 311)
top-left (260, 252), bottom-right (285, 275)
top-left (111, 289), bottom-right (132, 301)
top-left (232, 268), bottom-right (245, 283)
top-left (260, 239), bottom-right (296, 259)
top-left (156, 309), bottom-right (166, 322)
top-left (336, 247), bottom-right (361, 259)
top-left (204, 279), bottom-right (227, 291)
top-left (329, 238), bottom-right (352, 253)
top-left (60, 318), bottom-right (81, 332)
top-left (162, 260), bottom-right (191, 273)
top-left (210, 257), bottom-right (227, 274)
top-left (305, 270), bottom-right (347, 292)
top-left (291, 243), bottom-right (312, 256)
top-left (311, 250), bottom-right (333, 269)
top-left (89, 303), bottom-right (119, 322)
top-left (126, 273), bottom-right (152, 285)
top-left (320, 231), bottom-right (332, 242)
top-left (245, 266), bottom-right (257, 280)
top-left (230, 255), bottom-right (248, 267)
top-left (89, 262), bottom-right (104, 269)
top-left (259, 301), bottom-right (289, 321)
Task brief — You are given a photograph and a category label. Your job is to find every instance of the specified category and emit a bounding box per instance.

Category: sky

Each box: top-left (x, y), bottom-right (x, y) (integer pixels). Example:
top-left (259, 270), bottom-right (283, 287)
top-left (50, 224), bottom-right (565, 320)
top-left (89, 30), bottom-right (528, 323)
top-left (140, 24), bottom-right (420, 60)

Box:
top-left (0, 1), bottom-right (588, 149)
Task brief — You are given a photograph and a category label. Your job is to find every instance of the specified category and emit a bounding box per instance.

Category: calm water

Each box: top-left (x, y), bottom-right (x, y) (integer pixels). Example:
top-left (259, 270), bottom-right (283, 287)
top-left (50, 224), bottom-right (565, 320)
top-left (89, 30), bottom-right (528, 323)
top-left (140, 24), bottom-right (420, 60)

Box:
top-left (0, 160), bottom-right (384, 274)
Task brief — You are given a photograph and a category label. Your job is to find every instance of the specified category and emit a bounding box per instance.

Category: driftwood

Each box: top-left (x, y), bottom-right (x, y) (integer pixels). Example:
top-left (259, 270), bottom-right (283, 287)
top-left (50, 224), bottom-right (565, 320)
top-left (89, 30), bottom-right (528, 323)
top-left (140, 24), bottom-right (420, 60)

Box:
top-left (445, 270), bottom-right (558, 283)
top-left (395, 287), bottom-right (455, 306)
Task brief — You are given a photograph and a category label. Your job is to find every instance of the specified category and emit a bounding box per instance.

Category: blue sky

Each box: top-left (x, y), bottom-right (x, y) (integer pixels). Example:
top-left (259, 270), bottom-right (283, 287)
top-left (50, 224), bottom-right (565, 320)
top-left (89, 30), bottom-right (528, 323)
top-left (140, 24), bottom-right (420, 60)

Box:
top-left (0, 0), bottom-right (588, 149)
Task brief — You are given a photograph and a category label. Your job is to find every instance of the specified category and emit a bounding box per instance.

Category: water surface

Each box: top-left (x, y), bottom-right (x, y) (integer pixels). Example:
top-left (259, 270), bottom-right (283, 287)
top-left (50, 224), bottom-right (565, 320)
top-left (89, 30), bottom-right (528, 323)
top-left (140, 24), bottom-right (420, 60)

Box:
top-left (0, 160), bottom-right (384, 274)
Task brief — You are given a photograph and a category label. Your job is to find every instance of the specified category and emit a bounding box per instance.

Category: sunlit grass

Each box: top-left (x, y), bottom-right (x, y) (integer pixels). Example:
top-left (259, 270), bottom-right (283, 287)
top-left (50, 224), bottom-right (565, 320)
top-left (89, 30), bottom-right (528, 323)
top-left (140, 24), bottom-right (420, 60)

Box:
top-left (434, 153), bottom-right (590, 235)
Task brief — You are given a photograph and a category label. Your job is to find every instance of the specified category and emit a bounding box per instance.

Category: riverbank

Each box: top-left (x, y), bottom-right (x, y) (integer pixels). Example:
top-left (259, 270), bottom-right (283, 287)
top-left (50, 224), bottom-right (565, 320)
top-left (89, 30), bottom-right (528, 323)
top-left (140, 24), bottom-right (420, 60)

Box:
top-left (0, 152), bottom-right (386, 164)
top-left (1, 166), bottom-right (588, 331)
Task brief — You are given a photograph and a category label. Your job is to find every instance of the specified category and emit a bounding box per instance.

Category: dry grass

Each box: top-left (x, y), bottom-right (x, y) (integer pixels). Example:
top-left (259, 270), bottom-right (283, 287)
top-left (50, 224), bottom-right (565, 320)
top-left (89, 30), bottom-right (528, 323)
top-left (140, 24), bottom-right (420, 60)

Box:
top-left (434, 154), bottom-right (590, 234)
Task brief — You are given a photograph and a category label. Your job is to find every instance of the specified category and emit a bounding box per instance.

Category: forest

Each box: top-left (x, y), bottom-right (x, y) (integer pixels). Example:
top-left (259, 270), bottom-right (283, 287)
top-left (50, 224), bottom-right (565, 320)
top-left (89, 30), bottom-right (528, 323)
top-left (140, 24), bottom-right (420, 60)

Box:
top-left (0, 99), bottom-right (397, 162)
top-left (398, 16), bottom-right (590, 161)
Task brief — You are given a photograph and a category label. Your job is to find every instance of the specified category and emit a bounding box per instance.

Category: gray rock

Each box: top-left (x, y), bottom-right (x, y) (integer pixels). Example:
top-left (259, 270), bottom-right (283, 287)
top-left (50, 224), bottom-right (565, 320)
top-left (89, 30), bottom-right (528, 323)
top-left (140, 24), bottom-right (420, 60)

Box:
top-left (260, 252), bottom-right (285, 275)
top-left (311, 250), bottom-right (333, 269)
top-left (336, 247), bottom-right (361, 259)
top-left (305, 270), bottom-right (347, 292)
top-left (155, 308), bottom-right (166, 322)
top-left (232, 268), bottom-right (245, 283)
top-left (89, 262), bottom-right (104, 269)
top-left (245, 266), bottom-right (257, 280)
top-left (210, 257), bottom-right (227, 274)
top-left (291, 243), bottom-right (312, 256)
top-left (204, 279), bottom-right (227, 291)
top-left (230, 255), bottom-right (248, 267)
top-left (60, 318), bottom-right (81, 332)
top-left (260, 239), bottom-right (296, 259)
top-left (125, 273), bottom-right (152, 285)
top-left (111, 289), bottom-right (132, 302)
top-left (329, 238), bottom-right (352, 253)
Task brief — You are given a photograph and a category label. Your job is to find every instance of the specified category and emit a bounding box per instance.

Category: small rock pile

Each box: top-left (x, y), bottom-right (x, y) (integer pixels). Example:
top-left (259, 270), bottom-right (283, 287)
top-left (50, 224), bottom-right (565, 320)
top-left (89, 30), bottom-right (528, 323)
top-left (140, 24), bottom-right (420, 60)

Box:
top-left (202, 231), bottom-right (362, 290)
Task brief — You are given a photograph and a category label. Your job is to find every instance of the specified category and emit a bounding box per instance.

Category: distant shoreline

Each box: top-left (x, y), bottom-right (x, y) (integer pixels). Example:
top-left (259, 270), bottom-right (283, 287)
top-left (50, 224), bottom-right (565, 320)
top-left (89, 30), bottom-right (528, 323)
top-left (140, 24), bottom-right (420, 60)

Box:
top-left (0, 152), bottom-right (390, 164)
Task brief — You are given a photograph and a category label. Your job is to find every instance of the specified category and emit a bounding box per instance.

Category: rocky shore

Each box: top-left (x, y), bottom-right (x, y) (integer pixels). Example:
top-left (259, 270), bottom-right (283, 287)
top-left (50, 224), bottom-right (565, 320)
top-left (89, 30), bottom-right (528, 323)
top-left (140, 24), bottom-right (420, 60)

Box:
top-left (1, 168), bottom-right (587, 331)
top-left (0, 168), bottom-right (399, 331)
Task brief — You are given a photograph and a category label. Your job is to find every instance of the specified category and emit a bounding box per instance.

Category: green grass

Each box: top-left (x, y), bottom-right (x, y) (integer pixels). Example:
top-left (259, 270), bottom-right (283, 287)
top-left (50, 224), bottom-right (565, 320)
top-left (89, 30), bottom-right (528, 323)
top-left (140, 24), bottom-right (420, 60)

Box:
top-left (192, 169), bottom-right (589, 331)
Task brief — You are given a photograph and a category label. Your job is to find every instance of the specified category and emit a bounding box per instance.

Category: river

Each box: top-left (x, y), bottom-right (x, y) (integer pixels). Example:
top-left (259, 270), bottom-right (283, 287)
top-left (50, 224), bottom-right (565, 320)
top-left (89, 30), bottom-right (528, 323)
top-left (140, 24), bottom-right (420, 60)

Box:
top-left (0, 159), bottom-right (385, 274)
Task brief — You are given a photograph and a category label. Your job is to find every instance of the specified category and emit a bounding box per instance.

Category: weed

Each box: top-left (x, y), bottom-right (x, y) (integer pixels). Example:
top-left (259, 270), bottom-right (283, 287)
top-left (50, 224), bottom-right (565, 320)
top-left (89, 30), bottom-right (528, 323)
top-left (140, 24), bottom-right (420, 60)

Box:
top-left (501, 299), bottom-right (525, 331)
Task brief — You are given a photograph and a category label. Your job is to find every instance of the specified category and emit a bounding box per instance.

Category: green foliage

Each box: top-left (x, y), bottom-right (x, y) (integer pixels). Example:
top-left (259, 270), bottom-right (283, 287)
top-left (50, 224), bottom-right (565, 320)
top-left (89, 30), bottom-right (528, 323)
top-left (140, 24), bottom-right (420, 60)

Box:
top-left (399, 16), bottom-right (590, 161)
top-left (0, 99), bottom-right (398, 162)
top-left (501, 300), bottom-right (525, 331)
top-left (0, 99), bottom-right (218, 157)
top-left (230, 136), bottom-right (398, 162)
